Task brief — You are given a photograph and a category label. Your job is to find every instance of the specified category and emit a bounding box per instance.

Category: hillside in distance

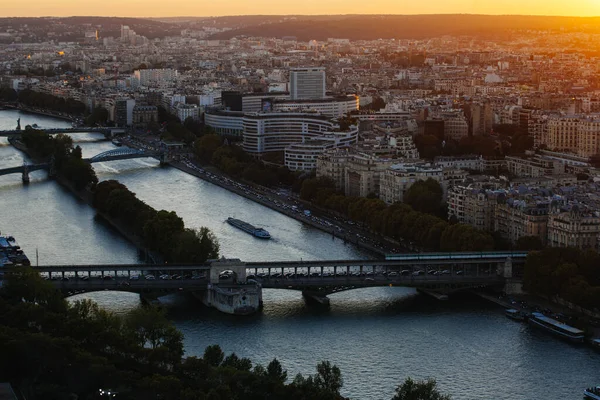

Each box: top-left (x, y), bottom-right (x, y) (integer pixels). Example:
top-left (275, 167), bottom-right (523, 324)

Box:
top-left (208, 14), bottom-right (600, 41)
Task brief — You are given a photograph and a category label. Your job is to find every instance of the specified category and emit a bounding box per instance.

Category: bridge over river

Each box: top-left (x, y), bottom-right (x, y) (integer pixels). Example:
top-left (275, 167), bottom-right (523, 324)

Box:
top-left (21, 251), bottom-right (527, 311)
top-left (0, 148), bottom-right (163, 182)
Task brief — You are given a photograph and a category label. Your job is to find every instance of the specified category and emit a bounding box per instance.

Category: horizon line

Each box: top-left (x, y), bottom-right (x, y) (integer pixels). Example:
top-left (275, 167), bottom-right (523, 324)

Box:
top-left (3, 13), bottom-right (600, 19)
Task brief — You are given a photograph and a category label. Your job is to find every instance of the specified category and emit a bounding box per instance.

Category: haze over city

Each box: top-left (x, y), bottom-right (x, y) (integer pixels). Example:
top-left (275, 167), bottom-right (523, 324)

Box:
top-left (3, 0), bottom-right (600, 17)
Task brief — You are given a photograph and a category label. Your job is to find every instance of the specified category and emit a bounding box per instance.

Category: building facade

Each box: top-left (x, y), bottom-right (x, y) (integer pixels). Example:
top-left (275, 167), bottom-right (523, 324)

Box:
top-left (241, 112), bottom-right (358, 155)
top-left (547, 206), bottom-right (600, 250)
top-left (289, 67), bottom-right (326, 100)
top-left (379, 163), bottom-right (444, 204)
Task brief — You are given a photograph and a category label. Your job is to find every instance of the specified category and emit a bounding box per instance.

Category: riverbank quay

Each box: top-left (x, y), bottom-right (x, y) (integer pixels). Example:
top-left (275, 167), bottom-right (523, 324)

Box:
top-left (118, 133), bottom-right (410, 256)
top-left (475, 290), bottom-right (600, 340)
top-left (169, 160), bottom-right (387, 258)
top-left (8, 138), bottom-right (161, 264)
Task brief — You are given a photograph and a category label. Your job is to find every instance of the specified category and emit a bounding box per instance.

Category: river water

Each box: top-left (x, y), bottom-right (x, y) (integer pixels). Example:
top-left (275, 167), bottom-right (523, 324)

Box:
top-left (0, 110), bottom-right (598, 400)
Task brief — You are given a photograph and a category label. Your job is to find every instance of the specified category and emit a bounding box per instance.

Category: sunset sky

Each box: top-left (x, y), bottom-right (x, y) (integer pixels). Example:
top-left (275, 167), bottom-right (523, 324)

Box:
top-left (3, 0), bottom-right (600, 17)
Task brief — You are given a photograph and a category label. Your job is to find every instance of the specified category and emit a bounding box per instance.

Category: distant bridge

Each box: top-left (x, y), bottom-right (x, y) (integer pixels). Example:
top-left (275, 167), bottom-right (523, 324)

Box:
top-left (0, 148), bottom-right (162, 180)
top-left (27, 251), bottom-right (525, 298)
top-left (0, 127), bottom-right (112, 137)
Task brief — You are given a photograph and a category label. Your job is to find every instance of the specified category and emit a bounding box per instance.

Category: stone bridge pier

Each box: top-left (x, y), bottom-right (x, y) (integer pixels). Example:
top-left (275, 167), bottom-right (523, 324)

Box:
top-left (209, 258), bottom-right (247, 284)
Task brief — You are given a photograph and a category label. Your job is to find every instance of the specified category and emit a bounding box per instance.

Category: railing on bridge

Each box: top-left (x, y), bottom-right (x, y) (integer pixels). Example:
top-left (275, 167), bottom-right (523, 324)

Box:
top-left (88, 148), bottom-right (158, 163)
top-left (384, 251), bottom-right (529, 261)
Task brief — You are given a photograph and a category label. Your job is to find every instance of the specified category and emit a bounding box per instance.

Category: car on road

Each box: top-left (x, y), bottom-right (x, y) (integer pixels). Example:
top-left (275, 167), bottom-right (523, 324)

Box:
top-left (145, 275), bottom-right (156, 280)
top-left (400, 270), bottom-right (411, 276)
top-left (364, 277), bottom-right (375, 282)
top-left (455, 270), bottom-right (464, 275)
top-left (412, 270), bottom-right (424, 276)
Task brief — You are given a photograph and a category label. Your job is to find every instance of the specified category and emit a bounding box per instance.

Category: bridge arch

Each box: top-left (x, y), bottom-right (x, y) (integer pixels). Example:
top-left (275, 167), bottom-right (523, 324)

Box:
top-left (89, 148), bottom-right (149, 162)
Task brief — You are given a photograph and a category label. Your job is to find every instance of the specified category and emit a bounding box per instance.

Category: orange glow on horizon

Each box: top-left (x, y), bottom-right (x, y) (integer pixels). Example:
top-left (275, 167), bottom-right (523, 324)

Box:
top-left (2, 0), bottom-right (600, 18)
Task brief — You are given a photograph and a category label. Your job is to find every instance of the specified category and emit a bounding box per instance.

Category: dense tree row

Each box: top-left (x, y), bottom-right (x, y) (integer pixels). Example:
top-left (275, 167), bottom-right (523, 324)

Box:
top-left (300, 178), bottom-right (494, 252)
top-left (524, 248), bottom-right (600, 312)
top-left (0, 269), bottom-right (452, 400)
top-left (0, 87), bottom-right (18, 102)
top-left (93, 180), bottom-right (219, 263)
top-left (16, 89), bottom-right (86, 115)
top-left (194, 134), bottom-right (300, 187)
top-left (404, 179), bottom-right (445, 217)
top-left (21, 128), bottom-right (98, 189)
top-left (85, 106), bottom-right (109, 126)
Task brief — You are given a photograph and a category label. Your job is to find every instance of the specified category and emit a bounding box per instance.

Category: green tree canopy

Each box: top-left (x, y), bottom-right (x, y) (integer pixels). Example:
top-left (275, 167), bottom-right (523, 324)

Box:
top-left (404, 179), bottom-right (444, 216)
top-left (392, 378), bottom-right (451, 400)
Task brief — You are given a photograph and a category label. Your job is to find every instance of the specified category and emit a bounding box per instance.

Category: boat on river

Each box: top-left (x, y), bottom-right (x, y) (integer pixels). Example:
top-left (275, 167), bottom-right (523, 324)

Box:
top-left (584, 386), bottom-right (600, 400)
top-left (505, 308), bottom-right (527, 322)
top-left (0, 234), bottom-right (30, 269)
top-left (528, 312), bottom-right (585, 343)
top-left (227, 217), bottom-right (271, 239)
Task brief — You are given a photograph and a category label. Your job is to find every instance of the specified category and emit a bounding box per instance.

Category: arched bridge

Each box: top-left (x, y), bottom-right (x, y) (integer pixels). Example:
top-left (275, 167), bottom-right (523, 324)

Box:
top-left (28, 251), bottom-right (525, 300)
top-left (0, 148), bottom-right (162, 179)
top-left (85, 148), bottom-right (160, 163)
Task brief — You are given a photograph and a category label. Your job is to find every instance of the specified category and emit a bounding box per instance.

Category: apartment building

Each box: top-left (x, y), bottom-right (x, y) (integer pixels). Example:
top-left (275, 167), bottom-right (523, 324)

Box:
top-left (316, 148), bottom-right (353, 191)
top-left (547, 205), bottom-right (600, 250)
top-left (345, 154), bottom-right (396, 198)
top-left (505, 155), bottom-right (564, 178)
top-left (447, 185), bottom-right (498, 231)
top-left (379, 163), bottom-right (444, 204)
top-left (494, 201), bottom-right (549, 245)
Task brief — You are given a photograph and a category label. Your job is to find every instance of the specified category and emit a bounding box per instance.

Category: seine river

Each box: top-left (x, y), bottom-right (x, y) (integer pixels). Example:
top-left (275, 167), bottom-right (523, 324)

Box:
top-left (0, 110), bottom-right (599, 400)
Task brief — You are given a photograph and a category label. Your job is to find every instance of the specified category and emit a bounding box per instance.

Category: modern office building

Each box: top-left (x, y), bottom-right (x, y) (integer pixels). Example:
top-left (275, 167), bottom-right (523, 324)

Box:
top-left (205, 110), bottom-right (246, 137)
top-left (115, 98), bottom-right (135, 127)
top-left (242, 112), bottom-right (358, 155)
top-left (289, 67), bottom-right (326, 100)
top-left (273, 95), bottom-right (359, 118)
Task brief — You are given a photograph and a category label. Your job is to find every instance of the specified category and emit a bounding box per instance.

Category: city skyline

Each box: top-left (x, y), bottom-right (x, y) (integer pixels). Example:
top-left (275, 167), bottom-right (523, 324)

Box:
top-left (3, 0), bottom-right (600, 18)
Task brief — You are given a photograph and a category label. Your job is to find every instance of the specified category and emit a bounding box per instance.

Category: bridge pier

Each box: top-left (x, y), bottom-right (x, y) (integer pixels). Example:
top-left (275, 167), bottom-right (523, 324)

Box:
top-left (417, 288), bottom-right (448, 301)
top-left (21, 163), bottom-right (29, 184)
top-left (302, 290), bottom-right (330, 307)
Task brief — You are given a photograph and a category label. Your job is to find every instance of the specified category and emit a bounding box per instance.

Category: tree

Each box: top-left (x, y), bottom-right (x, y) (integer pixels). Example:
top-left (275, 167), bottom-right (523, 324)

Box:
top-left (314, 361), bottom-right (343, 394)
top-left (85, 107), bottom-right (109, 126)
top-left (203, 345), bottom-right (224, 367)
top-left (392, 378), bottom-right (451, 400)
top-left (267, 358), bottom-right (287, 383)
top-left (194, 134), bottom-right (222, 162)
top-left (515, 235), bottom-right (544, 251)
top-left (404, 179), bottom-right (444, 216)
top-left (60, 157), bottom-right (98, 190)
top-left (126, 306), bottom-right (183, 369)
